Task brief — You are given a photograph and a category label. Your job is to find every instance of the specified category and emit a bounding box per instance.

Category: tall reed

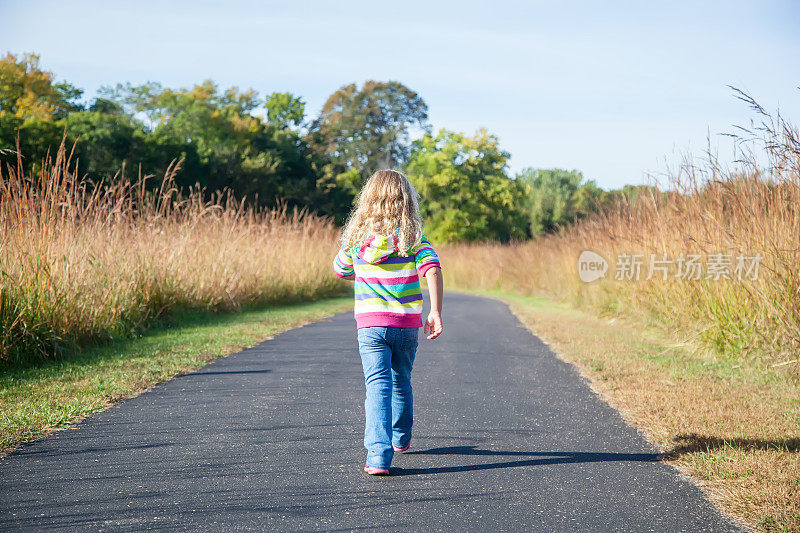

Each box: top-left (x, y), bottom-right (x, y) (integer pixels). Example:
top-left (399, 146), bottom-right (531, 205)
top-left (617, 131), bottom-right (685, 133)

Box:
top-left (0, 141), bottom-right (343, 365)
top-left (441, 93), bottom-right (800, 362)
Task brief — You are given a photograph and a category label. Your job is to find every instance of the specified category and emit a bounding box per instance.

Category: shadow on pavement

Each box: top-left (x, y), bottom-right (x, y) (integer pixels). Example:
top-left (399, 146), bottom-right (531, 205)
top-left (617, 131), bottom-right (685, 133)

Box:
top-left (390, 446), bottom-right (660, 476)
top-left (182, 369), bottom-right (273, 376)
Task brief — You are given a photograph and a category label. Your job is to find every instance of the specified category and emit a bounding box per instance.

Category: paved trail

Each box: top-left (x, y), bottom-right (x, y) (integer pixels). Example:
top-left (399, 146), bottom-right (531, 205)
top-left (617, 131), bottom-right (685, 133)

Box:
top-left (0, 292), bottom-right (741, 532)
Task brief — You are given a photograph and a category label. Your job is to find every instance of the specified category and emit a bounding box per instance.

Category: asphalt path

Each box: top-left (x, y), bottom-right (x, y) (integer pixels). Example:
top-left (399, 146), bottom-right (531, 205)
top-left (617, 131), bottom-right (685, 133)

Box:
top-left (0, 292), bottom-right (742, 532)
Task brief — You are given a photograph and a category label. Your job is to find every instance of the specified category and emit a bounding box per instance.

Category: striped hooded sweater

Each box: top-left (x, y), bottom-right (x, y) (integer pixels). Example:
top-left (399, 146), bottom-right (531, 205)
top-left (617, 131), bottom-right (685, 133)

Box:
top-left (333, 232), bottom-right (441, 329)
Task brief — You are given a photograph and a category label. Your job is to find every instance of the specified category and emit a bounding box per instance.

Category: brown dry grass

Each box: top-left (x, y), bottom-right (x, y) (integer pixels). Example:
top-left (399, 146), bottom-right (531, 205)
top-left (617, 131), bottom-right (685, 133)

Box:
top-left (0, 140), bottom-right (344, 365)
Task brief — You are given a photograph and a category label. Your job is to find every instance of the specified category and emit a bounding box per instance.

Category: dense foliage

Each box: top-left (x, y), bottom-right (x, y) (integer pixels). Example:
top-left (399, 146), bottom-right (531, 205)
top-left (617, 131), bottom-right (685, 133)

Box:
top-left (1, 52), bottom-right (617, 241)
top-left (406, 129), bottom-right (528, 242)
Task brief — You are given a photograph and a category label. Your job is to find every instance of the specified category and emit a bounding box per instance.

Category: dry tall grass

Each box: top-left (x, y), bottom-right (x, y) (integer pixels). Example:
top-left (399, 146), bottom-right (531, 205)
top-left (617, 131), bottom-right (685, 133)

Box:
top-left (441, 94), bottom-right (800, 363)
top-left (0, 141), bottom-right (343, 365)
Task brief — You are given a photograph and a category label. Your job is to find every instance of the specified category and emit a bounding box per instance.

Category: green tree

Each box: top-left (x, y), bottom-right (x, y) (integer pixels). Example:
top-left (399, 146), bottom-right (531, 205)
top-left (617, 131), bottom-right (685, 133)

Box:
top-left (405, 128), bottom-right (527, 243)
top-left (0, 52), bottom-right (82, 122)
top-left (517, 168), bottom-right (584, 235)
top-left (517, 168), bottom-right (615, 235)
top-left (7, 116), bottom-right (64, 168)
top-left (264, 92), bottom-right (305, 129)
top-left (0, 52), bottom-right (83, 167)
top-left (307, 81), bottom-right (428, 176)
top-left (573, 179), bottom-right (612, 216)
top-left (64, 110), bottom-right (140, 179)
top-left (100, 80), bottom-right (318, 205)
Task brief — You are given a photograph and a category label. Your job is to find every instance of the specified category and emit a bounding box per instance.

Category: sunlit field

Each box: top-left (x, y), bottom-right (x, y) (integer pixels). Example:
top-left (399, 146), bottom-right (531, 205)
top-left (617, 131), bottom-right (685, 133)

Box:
top-left (0, 141), bottom-right (343, 365)
top-left (441, 98), bottom-right (800, 366)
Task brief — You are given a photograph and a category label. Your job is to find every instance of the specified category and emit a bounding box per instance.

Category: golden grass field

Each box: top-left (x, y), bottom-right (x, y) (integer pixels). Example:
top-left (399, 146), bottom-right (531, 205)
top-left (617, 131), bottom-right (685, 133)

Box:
top-left (0, 142), bottom-right (344, 365)
top-left (440, 97), bottom-right (800, 365)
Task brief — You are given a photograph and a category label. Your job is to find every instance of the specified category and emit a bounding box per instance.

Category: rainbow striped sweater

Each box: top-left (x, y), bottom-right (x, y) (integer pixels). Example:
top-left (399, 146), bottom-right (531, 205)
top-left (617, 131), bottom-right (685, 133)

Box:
top-left (333, 232), bottom-right (441, 329)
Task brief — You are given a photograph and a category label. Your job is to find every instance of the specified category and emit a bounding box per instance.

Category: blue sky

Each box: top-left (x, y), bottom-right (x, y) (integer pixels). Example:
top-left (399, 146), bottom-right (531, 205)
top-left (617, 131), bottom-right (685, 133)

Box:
top-left (2, 0), bottom-right (799, 189)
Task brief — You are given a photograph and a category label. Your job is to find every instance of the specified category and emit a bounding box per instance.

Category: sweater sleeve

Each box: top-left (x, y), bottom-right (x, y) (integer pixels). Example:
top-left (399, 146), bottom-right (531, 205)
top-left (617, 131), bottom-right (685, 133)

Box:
top-left (414, 234), bottom-right (441, 277)
top-left (333, 247), bottom-right (354, 278)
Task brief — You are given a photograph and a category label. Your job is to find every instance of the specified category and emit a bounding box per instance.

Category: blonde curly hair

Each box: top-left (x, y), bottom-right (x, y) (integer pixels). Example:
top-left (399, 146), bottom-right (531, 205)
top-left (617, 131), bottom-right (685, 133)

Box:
top-left (340, 170), bottom-right (423, 255)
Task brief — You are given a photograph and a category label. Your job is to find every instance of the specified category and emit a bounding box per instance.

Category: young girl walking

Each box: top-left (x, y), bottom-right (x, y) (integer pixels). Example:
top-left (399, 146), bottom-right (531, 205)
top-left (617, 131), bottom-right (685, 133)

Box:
top-left (332, 170), bottom-right (444, 476)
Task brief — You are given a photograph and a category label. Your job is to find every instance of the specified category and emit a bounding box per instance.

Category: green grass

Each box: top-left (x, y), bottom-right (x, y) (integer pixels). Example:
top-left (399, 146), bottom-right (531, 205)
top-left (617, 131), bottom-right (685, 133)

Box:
top-left (0, 297), bottom-right (353, 456)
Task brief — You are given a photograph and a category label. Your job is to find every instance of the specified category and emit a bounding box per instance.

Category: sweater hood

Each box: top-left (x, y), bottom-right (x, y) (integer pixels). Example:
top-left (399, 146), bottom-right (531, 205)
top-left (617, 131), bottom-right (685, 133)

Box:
top-left (356, 231), bottom-right (399, 265)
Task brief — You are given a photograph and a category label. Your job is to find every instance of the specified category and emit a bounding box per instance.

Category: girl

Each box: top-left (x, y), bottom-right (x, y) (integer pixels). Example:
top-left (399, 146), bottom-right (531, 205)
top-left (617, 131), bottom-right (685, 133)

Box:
top-left (333, 170), bottom-right (444, 476)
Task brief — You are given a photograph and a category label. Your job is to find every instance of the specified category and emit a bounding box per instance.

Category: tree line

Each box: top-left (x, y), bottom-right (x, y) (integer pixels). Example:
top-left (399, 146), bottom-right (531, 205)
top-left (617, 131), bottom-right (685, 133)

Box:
top-left (0, 52), bottom-right (652, 242)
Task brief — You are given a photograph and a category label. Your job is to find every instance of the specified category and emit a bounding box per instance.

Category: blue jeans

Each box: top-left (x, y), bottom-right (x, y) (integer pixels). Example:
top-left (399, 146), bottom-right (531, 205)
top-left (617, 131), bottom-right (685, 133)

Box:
top-left (357, 326), bottom-right (419, 469)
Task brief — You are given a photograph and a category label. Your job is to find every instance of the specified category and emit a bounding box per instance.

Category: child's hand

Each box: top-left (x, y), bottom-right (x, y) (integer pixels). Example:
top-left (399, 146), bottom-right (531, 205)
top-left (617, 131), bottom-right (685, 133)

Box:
top-left (424, 311), bottom-right (443, 340)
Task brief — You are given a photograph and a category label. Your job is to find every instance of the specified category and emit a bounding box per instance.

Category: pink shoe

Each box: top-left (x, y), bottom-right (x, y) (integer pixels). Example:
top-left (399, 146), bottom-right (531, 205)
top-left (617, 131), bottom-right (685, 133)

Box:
top-left (364, 465), bottom-right (390, 476)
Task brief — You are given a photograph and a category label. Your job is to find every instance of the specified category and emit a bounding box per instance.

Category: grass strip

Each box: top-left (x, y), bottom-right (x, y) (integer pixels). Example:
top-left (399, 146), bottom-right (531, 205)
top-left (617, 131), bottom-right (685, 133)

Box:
top-left (478, 290), bottom-right (799, 532)
top-left (0, 297), bottom-right (353, 456)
